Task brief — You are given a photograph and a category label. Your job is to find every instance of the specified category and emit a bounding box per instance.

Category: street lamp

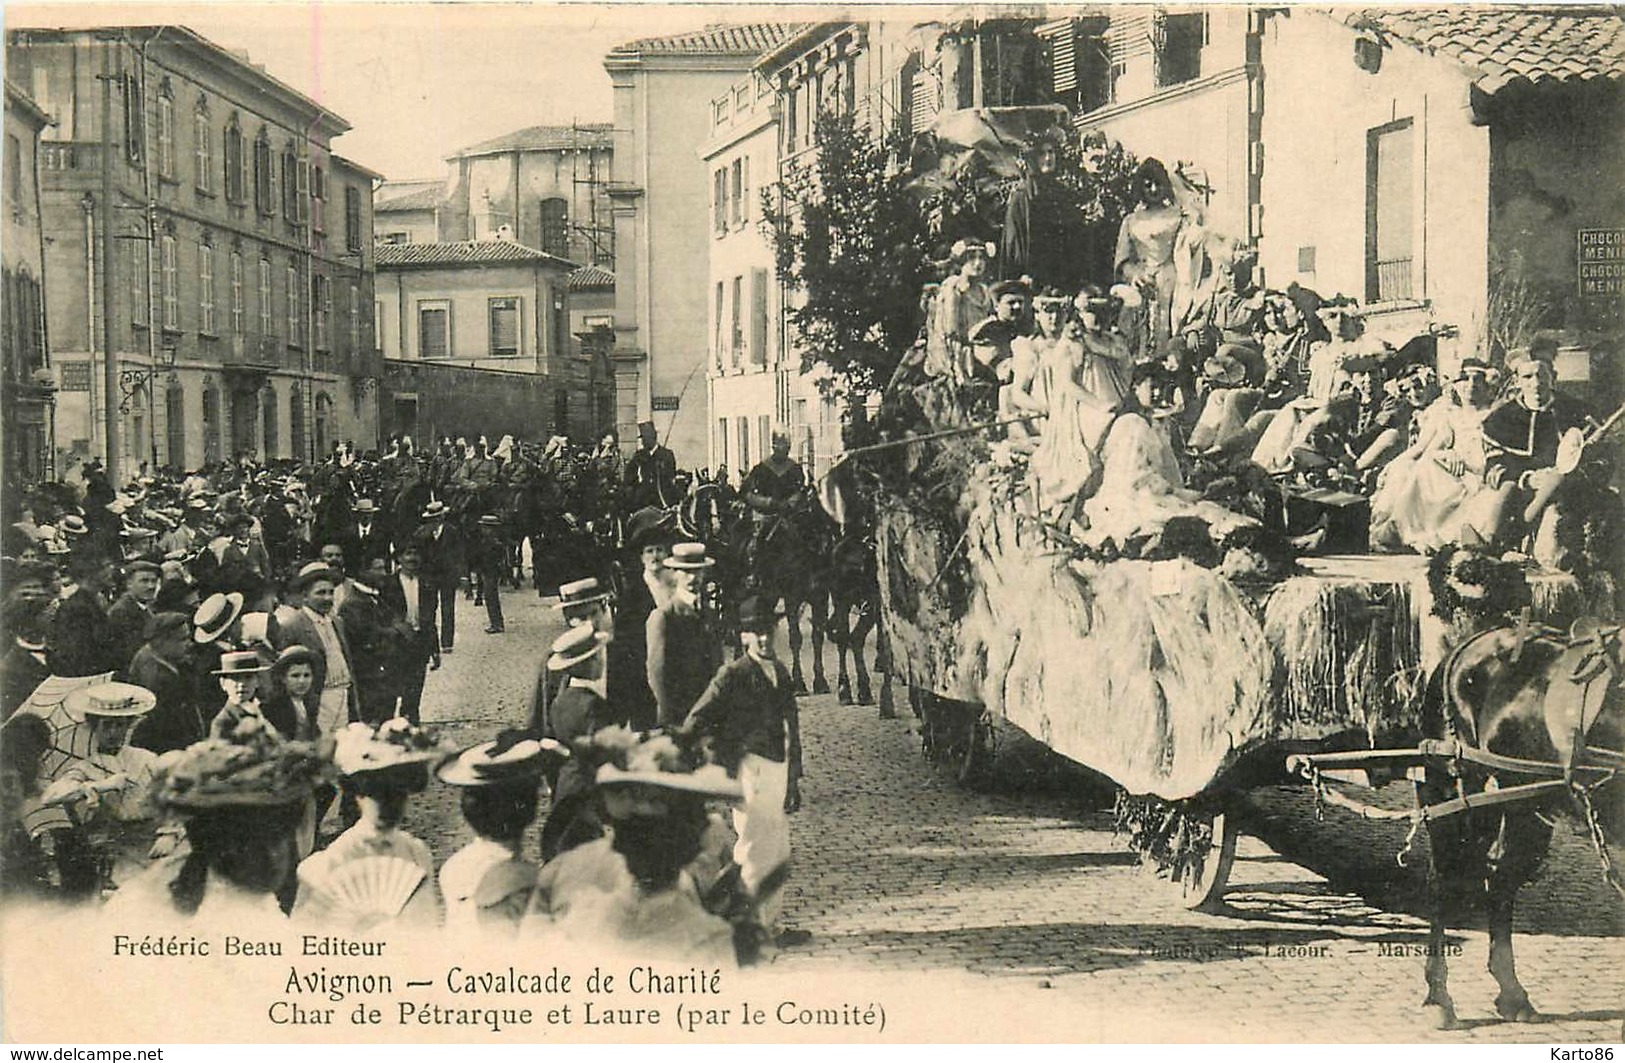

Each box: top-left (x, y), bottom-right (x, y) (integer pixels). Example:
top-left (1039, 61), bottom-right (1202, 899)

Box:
top-left (118, 342), bottom-right (174, 473)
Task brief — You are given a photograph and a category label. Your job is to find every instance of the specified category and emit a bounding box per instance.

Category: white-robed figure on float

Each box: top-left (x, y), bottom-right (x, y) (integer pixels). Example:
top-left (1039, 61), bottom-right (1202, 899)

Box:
top-left (1368, 357), bottom-right (1501, 552)
top-left (1028, 288), bottom-right (1256, 546)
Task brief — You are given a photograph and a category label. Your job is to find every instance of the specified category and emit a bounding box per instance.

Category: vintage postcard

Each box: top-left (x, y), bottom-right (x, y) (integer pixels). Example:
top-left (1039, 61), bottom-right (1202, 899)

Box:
top-left (1, 0), bottom-right (1622, 1047)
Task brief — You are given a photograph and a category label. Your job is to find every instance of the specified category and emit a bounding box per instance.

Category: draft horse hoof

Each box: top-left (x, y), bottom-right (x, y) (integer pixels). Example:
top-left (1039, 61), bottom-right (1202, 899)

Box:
top-left (812, 678), bottom-right (830, 696)
top-left (1422, 1003), bottom-right (1458, 1031)
top-left (1495, 999), bottom-right (1545, 1024)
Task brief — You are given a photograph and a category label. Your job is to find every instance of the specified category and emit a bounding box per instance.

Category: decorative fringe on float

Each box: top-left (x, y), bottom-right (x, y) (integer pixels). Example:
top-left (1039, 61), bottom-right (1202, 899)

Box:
top-left (1262, 576), bottom-right (1423, 742)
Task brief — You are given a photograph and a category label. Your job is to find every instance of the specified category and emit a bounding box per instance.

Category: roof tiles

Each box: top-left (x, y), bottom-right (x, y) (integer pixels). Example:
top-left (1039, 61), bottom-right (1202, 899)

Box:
top-left (375, 240), bottom-right (575, 271)
top-left (1353, 7), bottom-right (1625, 94)
top-left (609, 23), bottom-right (800, 59)
top-left (454, 123), bottom-right (614, 158)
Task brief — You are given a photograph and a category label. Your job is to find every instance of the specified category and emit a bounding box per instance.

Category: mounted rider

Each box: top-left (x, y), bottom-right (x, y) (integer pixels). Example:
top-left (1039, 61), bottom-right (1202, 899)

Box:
top-left (622, 421), bottom-right (679, 514)
top-left (742, 429), bottom-right (806, 570)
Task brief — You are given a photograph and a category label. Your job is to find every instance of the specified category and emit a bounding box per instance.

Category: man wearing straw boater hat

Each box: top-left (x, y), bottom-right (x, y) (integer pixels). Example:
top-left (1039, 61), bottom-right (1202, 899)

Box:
top-left (538, 624), bottom-right (614, 860)
top-left (681, 594), bottom-right (805, 948)
top-left (647, 542), bottom-right (721, 728)
top-left (525, 577), bottom-right (614, 736)
top-left (411, 499), bottom-right (464, 654)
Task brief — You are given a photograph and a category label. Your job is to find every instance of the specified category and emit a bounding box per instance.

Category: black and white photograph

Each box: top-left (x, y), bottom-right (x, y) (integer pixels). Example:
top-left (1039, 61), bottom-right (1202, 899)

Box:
top-left (0, 1), bottom-right (1622, 1046)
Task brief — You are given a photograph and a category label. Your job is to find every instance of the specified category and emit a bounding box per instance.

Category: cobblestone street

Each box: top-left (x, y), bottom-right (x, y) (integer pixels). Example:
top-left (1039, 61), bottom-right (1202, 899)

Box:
top-left (405, 586), bottom-right (1624, 1043)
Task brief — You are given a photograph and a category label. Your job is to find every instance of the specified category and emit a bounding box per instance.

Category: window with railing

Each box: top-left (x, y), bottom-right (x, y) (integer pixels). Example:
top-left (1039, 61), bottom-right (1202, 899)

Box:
top-left (1366, 119), bottom-right (1415, 302)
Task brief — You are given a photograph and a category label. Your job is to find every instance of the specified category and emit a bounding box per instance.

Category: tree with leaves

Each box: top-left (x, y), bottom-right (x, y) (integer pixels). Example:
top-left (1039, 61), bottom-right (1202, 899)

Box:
top-left (764, 111), bottom-right (932, 395)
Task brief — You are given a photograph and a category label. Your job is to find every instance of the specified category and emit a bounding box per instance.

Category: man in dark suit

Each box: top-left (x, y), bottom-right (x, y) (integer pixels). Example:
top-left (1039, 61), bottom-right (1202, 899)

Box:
top-left (538, 624), bottom-right (612, 861)
top-left (128, 612), bottom-right (204, 754)
top-left (337, 556), bottom-right (398, 725)
top-left (384, 545), bottom-right (439, 724)
top-left (48, 551), bottom-right (119, 678)
top-left (0, 594), bottom-right (51, 721)
top-left (622, 420), bottom-right (678, 513)
top-left (411, 500), bottom-right (464, 653)
top-left (271, 562), bottom-right (359, 738)
top-left (682, 595), bottom-right (804, 941)
top-left (106, 560), bottom-right (162, 678)
top-left (343, 498), bottom-right (392, 572)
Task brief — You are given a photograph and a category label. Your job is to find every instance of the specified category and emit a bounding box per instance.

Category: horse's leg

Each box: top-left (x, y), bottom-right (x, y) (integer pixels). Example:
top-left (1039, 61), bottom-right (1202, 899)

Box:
top-left (784, 596), bottom-right (809, 695)
top-left (1419, 773), bottom-right (1463, 1030)
top-left (1488, 812), bottom-right (1552, 1023)
top-left (851, 598), bottom-right (876, 706)
top-left (831, 594), bottom-right (853, 705)
top-left (809, 591), bottom-right (830, 695)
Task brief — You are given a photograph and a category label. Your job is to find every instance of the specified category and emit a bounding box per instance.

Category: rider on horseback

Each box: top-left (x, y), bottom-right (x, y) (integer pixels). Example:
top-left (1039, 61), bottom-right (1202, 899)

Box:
top-left (741, 430), bottom-right (806, 572)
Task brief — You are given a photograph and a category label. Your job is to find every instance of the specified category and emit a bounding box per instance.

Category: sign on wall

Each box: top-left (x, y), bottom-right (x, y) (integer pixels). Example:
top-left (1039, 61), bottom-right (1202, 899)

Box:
top-left (1578, 228), bottom-right (1625, 297)
top-left (59, 363), bottom-right (91, 391)
top-left (651, 395), bottom-right (680, 411)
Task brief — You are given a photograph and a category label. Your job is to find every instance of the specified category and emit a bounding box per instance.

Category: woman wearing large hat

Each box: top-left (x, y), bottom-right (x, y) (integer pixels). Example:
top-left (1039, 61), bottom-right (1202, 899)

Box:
top-left (523, 728), bottom-right (743, 966)
top-left (436, 730), bottom-right (567, 935)
top-left (103, 711), bottom-right (329, 924)
top-left (292, 718), bottom-right (448, 931)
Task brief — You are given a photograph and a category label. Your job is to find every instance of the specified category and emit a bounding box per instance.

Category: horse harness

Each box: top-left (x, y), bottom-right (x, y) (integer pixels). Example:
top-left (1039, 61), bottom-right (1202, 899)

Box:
top-left (1287, 617), bottom-right (1624, 897)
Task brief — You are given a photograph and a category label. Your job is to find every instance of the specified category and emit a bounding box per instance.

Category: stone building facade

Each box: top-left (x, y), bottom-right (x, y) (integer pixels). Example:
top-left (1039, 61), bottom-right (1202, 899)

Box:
top-left (6, 25), bottom-right (381, 480)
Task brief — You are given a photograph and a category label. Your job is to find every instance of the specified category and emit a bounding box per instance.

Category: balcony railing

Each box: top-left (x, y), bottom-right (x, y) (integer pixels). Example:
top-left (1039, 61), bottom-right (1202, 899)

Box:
top-left (40, 141), bottom-right (101, 173)
top-left (1373, 257), bottom-right (1414, 302)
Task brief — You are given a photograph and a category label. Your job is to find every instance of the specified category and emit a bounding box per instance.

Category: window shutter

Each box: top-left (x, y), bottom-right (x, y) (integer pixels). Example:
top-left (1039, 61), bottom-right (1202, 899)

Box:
top-left (750, 268), bottom-right (769, 365)
top-left (1043, 20), bottom-right (1078, 93)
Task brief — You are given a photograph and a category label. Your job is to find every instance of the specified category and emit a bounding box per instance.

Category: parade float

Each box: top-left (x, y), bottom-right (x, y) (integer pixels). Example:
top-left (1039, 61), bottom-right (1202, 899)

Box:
top-left (800, 104), bottom-right (1620, 908)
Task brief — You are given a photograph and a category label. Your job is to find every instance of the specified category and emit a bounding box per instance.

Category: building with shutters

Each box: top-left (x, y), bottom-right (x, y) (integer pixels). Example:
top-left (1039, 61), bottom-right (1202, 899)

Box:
top-left (603, 23), bottom-right (800, 467)
top-left (5, 25), bottom-right (383, 481)
top-left (3, 80), bottom-right (55, 488)
top-left (700, 66), bottom-right (794, 482)
top-left (374, 233), bottom-right (613, 446)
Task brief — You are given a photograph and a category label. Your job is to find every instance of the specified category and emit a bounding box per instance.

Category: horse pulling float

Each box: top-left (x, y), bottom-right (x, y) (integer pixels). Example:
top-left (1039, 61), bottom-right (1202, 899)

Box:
top-left (866, 407), bottom-right (1623, 1026)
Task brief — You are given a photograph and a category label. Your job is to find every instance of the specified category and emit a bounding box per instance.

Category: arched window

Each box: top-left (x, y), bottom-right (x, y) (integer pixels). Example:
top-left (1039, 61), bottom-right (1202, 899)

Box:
top-left (540, 197), bottom-right (569, 258)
